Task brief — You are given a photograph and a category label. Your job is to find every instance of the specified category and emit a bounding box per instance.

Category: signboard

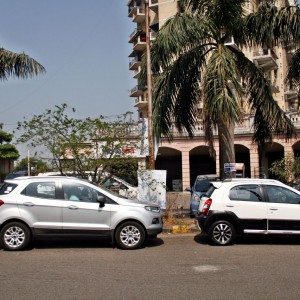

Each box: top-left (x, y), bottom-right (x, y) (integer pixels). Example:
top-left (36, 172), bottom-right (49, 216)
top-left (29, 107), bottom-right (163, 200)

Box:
top-left (224, 163), bottom-right (236, 173)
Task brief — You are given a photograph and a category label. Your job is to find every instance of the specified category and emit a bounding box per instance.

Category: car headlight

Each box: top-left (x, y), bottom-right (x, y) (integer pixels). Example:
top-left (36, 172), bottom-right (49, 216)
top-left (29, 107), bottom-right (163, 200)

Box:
top-left (193, 195), bottom-right (200, 201)
top-left (145, 206), bottom-right (161, 213)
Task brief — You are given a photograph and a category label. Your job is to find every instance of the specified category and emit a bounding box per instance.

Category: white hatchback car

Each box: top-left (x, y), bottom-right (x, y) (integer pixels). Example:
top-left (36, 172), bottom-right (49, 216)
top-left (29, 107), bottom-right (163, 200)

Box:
top-left (0, 176), bottom-right (162, 251)
top-left (196, 178), bottom-right (300, 245)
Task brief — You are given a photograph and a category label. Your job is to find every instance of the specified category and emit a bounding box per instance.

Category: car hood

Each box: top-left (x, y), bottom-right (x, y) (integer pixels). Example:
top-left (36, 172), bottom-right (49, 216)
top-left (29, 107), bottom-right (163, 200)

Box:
top-left (115, 197), bottom-right (156, 207)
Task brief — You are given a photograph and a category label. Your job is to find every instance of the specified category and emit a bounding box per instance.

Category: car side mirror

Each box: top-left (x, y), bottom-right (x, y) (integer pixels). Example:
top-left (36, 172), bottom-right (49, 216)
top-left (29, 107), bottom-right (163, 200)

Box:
top-left (97, 195), bottom-right (105, 208)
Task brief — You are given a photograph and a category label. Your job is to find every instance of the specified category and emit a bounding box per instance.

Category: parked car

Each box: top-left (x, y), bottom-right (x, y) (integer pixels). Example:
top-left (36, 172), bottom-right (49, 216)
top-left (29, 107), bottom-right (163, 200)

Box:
top-left (187, 174), bottom-right (219, 217)
top-left (5, 170), bottom-right (28, 180)
top-left (196, 178), bottom-right (300, 246)
top-left (0, 176), bottom-right (162, 251)
top-left (101, 175), bottom-right (138, 199)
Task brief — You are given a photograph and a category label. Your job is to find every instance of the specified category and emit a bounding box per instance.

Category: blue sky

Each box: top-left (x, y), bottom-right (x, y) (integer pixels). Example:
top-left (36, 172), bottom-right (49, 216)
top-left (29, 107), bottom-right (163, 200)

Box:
top-left (0, 0), bottom-right (135, 133)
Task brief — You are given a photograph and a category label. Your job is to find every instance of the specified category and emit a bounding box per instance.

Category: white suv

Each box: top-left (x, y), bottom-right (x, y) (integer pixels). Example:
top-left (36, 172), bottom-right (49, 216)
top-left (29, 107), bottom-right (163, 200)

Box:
top-left (0, 176), bottom-right (162, 251)
top-left (196, 178), bottom-right (300, 245)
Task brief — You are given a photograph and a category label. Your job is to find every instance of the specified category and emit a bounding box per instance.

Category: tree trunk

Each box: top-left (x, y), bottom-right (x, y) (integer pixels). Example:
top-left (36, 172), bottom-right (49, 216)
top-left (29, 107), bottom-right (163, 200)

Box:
top-left (218, 120), bottom-right (236, 179)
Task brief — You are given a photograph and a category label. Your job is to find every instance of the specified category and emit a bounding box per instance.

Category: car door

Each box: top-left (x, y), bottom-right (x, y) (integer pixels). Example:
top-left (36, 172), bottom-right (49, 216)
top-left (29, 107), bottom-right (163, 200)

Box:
top-left (17, 181), bottom-right (63, 233)
top-left (61, 181), bottom-right (112, 236)
top-left (264, 185), bottom-right (300, 233)
top-left (227, 184), bottom-right (268, 232)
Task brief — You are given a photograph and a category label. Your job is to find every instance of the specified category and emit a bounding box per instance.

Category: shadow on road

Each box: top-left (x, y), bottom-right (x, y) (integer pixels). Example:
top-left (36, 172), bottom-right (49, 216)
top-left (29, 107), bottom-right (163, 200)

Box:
top-left (193, 233), bottom-right (300, 246)
top-left (26, 236), bottom-right (165, 250)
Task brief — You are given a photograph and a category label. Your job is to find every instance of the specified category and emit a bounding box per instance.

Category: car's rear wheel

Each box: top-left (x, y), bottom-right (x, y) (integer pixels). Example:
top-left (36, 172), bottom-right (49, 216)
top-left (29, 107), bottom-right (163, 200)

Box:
top-left (208, 220), bottom-right (236, 246)
top-left (115, 221), bottom-right (145, 250)
top-left (0, 222), bottom-right (31, 251)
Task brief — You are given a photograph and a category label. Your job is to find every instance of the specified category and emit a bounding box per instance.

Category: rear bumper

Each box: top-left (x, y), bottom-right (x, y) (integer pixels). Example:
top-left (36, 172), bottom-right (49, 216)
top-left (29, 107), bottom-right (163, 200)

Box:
top-left (196, 214), bottom-right (208, 233)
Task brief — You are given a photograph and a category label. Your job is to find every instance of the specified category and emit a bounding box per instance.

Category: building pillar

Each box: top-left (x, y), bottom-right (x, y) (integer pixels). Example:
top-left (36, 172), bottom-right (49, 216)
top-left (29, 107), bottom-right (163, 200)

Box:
top-left (181, 150), bottom-right (190, 189)
top-left (214, 141), bottom-right (220, 177)
top-left (284, 144), bottom-right (294, 158)
top-left (250, 144), bottom-right (260, 178)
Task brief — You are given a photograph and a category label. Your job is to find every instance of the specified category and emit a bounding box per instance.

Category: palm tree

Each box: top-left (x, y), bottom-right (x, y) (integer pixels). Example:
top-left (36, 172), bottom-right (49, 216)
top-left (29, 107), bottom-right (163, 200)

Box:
top-left (0, 47), bottom-right (45, 81)
top-left (147, 0), bottom-right (299, 178)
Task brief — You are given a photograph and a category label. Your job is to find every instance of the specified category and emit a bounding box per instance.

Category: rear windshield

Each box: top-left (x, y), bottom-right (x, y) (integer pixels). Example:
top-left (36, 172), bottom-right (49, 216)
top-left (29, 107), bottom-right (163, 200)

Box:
top-left (205, 184), bottom-right (216, 197)
top-left (0, 183), bottom-right (18, 195)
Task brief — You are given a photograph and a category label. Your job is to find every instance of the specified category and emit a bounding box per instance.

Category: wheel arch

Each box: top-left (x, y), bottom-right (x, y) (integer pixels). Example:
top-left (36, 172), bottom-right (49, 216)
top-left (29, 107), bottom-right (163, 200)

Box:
top-left (0, 218), bottom-right (32, 234)
top-left (205, 212), bottom-right (241, 234)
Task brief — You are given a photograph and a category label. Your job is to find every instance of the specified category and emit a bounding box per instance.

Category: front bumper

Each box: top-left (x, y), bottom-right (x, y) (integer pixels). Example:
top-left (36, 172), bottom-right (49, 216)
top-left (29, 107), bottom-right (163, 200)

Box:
top-left (147, 227), bottom-right (163, 237)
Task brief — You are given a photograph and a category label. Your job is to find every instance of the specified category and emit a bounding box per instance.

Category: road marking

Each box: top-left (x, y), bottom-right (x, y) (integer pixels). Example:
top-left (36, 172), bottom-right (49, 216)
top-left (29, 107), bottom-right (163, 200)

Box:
top-left (192, 265), bottom-right (220, 273)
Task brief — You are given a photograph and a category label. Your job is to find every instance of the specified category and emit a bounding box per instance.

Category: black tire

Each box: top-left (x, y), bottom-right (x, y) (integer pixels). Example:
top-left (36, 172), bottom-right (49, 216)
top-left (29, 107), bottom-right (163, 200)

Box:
top-left (0, 222), bottom-right (31, 251)
top-left (115, 221), bottom-right (145, 250)
top-left (208, 220), bottom-right (236, 246)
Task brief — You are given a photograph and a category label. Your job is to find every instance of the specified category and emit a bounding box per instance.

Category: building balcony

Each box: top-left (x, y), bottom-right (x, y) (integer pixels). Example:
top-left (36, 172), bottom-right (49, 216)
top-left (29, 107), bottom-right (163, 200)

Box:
top-left (133, 66), bottom-right (141, 78)
top-left (132, 6), bottom-right (145, 23)
top-left (134, 95), bottom-right (148, 107)
top-left (149, 0), bottom-right (159, 12)
top-left (285, 90), bottom-right (299, 111)
top-left (133, 35), bottom-right (147, 51)
top-left (130, 84), bottom-right (146, 97)
top-left (129, 28), bottom-right (143, 43)
top-left (253, 49), bottom-right (278, 71)
top-left (129, 56), bottom-right (141, 70)
top-left (224, 36), bottom-right (239, 50)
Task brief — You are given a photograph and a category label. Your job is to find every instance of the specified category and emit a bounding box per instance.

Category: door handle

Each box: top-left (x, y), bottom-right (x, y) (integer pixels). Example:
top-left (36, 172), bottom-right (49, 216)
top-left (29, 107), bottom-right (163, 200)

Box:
top-left (270, 208), bottom-right (278, 211)
top-left (23, 202), bottom-right (34, 207)
top-left (226, 205), bottom-right (234, 207)
top-left (68, 205), bottom-right (79, 210)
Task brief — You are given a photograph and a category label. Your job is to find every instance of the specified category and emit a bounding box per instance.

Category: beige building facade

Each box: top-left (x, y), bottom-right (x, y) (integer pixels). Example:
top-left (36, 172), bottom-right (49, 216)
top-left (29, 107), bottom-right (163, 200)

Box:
top-left (127, 0), bottom-right (300, 190)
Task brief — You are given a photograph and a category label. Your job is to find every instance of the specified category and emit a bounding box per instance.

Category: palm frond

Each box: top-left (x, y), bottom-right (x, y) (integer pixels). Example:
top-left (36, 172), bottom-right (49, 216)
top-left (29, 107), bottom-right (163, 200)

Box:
top-left (233, 48), bottom-right (295, 145)
top-left (153, 46), bottom-right (209, 139)
top-left (245, 1), bottom-right (279, 47)
top-left (0, 48), bottom-right (45, 81)
top-left (286, 48), bottom-right (300, 87)
top-left (202, 45), bottom-right (243, 126)
top-left (151, 13), bottom-right (216, 73)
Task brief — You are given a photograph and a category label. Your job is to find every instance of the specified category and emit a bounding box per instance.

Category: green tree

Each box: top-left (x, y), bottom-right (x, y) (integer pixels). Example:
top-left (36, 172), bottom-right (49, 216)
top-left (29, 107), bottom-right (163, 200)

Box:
top-left (17, 104), bottom-right (140, 183)
top-left (145, 0), bottom-right (298, 178)
top-left (13, 157), bottom-right (50, 175)
top-left (0, 127), bottom-right (19, 161)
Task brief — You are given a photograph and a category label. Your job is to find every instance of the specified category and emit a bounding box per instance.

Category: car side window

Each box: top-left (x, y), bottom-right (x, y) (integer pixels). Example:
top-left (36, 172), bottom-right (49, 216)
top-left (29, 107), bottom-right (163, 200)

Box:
top-left (266, 185), bottom-right (300, 204)
top-left (229, 185), bottom-right (263, 202)
top-left (0, 183), bottom-right (18, 195)
top-left (62, 182), bottom-right (102, 203)
top-left (21, 182), bottom-right (56, 199)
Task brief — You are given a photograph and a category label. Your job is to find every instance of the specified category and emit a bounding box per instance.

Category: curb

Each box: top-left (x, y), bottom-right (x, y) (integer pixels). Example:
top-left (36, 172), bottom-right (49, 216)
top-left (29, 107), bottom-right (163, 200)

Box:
top-left (162, 225), bottom-right (199, 234)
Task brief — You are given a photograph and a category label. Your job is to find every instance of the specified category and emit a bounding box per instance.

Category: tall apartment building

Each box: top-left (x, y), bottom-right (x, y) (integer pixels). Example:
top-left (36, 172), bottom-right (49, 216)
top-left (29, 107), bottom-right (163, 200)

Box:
top-left (127, 0), bottom-right (300, 190)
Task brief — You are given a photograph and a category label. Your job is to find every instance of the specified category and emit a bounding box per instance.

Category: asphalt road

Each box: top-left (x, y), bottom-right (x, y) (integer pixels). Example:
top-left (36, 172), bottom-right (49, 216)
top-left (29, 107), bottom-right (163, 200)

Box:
top-left (1, 234), bottom-right (300, 300)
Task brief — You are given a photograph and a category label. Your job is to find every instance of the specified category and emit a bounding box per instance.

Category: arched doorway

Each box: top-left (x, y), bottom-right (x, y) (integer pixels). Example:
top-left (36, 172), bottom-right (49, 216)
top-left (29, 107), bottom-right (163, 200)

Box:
top-left (293, 140), bottom-right (300, 158)
top-left (235, 144), bottom-right (250, 178)
top-left (189, 146), bottom-right (216, 186)
top-left (261, 142), bottom-right (284, 179)
top-left (155, 147), bottom-right (182, 191)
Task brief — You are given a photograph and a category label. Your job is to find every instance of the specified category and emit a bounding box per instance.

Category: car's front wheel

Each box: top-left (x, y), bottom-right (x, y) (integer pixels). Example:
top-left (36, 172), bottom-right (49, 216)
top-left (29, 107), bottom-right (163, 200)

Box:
top-left (208, 220), bottom-right (236, 246)
top-left (0, 222), bottom-right (31, 251)
top-left (115, 221), bottom-right (145, 250)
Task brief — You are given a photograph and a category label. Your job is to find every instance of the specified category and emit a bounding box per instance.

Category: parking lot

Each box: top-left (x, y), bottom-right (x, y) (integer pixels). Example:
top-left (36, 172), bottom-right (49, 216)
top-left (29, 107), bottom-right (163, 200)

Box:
top-left (1, 233), bottom-right (300, 299)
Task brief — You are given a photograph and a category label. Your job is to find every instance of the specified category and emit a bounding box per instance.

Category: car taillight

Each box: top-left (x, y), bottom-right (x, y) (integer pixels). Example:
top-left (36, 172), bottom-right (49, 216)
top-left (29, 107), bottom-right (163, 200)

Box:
top-left (202, 198), bottom-right (212, 216)
top-left (0, 200), bottom-right (4, 207)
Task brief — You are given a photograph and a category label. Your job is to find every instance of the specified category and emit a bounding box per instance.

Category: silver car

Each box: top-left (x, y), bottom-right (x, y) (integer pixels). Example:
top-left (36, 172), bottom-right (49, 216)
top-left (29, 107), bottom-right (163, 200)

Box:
top-left (0, 176), bottom-right (163, 251)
